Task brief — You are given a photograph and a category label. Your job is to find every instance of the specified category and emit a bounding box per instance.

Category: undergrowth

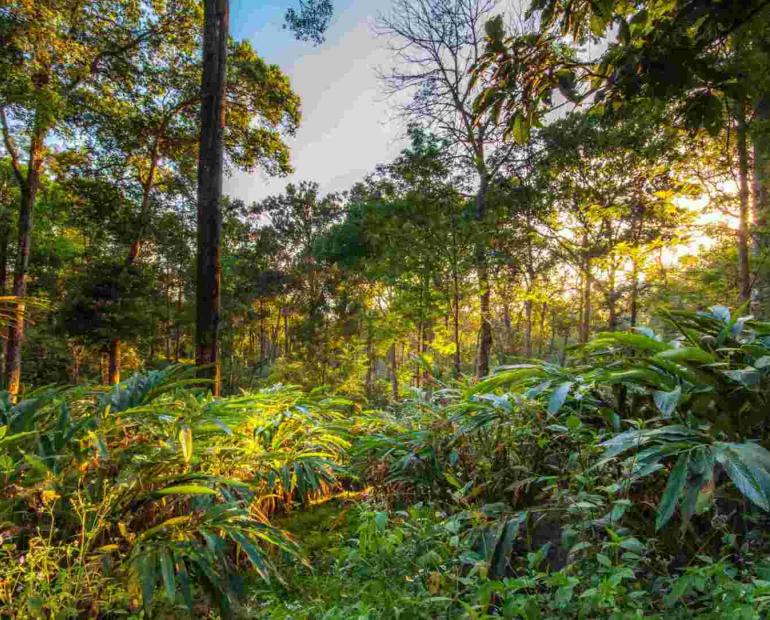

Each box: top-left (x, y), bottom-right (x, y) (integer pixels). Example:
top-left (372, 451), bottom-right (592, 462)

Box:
top-left (3, 305), bottom-right (770, 618)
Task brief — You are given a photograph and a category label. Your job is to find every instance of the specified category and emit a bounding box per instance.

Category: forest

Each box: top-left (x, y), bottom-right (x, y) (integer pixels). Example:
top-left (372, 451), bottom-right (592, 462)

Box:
top-left (2, 0), bottom-right (770, 617)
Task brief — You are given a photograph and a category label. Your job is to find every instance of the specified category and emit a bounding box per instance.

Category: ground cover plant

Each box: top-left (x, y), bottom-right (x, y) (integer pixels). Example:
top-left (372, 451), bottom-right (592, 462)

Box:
top-left (3, 307), bottom-right (770, 617)
top-left (3, 0), bottom-right (770, 616)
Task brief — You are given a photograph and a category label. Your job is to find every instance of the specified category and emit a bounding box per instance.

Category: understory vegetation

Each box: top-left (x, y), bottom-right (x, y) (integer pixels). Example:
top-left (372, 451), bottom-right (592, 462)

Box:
top-left (3, 0), bottom-right (770, 616)
top-left (4, 305), bottom-right (770, 618)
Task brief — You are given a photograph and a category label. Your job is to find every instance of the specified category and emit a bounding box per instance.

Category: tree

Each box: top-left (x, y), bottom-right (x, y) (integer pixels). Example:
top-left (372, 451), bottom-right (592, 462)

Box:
top-left (534, 111), bottom-right (693, 339)
top-left (377, 0), bottom-right (527, 378)
top-left (73, 0), bottom-right (300, 384)
top-left (252, 181), bottom-right (342, 378)
top-left (61, 262), bottom-right (160, 384)
top-left (195, 0), bottom-right (334, 395)
top-left (0, 0), bottom-right (183, 399)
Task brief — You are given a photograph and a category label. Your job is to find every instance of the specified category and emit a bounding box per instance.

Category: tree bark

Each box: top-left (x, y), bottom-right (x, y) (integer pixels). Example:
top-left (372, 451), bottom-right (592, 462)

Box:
top-left (630, 258), bottom-right (639, 327)
top-left (538, 302), bottom-right (547, 355)
top-left (0, 215), bottom-right (9, 295)
top-left (523, 298), bottom-right (533, 357)
top-left (365, 321), bottom-right (374, 398)
top-left (752, 96), bottom-right (770, 316)
top-left (127, 145), bottom-right (160, 265)
top-left (737, 107), bottom-right (752, 304)
top-left (607, 265), bottom-right (618, 330)
top-left (195, 0), bottom-right (228, 396)
top-left (108, 338), bottom-right (121, 384)
top-left (388, 342), bottom-right (399, 401)
top-left (474, 172), bottom-right (493, 378)
top-left (579, 259), bottom-right (592, 344)
top-left (5, 129), bottom-right (44, 401)
top-left (452, 266), bottom-right (461, 378)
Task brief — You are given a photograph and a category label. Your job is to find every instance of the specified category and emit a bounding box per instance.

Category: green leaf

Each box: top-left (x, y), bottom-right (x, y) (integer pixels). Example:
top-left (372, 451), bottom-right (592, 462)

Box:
top-left (155, 484), bottom-right (217, 496)
top-left (653, 347), bottom-right (715, 365)
top-left (179, 425), bottom-right (193, 463)
top-left (490, 514), bottom-right (525, 579)
top-left (656, 452), bottom-right (689, 530)
top-left (717, 445), bottom-right (770, 511)
top-left (138, 550), bottom-right (156, 611)
top-left (548, 382), bottom-right (573, 415)
top-left (159, 548), bottom-right (176, 602)
top-left (653, 386), bottom-right (681, 418)
top-left (374, 511), bottom-right (388, 531)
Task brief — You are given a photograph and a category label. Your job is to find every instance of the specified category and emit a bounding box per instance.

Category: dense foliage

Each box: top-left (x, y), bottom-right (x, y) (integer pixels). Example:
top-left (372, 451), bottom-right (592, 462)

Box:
top-left (2, 0), bottom-right (770, 616)
top-left (4, 306), bottom-right (770, 617)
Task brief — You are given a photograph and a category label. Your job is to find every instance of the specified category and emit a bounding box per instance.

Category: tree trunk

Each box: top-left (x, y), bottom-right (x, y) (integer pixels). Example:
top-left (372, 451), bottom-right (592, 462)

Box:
top-left (259, 303), bottom-right (266, 362)
top-left (737, 107), bottom-right (752, 304)
top-left (0, 213), bottom-right (9, 386)
top-left (548, 308), bottom-right (557, 357)
top-left (752, 96), bottom-right (770, 317)
top-left (580, 259), bottom-right (592, 344)
top-left (195, 0), bottom-right (228, 396)
top-left (108, 338), bottom-right (121, 385)
top-left (452, 266), bottom-right (461, 378)
top-left (523, 298), bottom-right (533, 357)
top-left (560, 329), bottom-right (569, 365)
top-left (388, 342), bottom-right (399, 401)
top-left (283, 310), bottom-right (289, 356)
top-left (5, 132), bottom-right (43, 401)
top-left (365, 321), bottom-right (374, 399)
top-left (630, 258), bottom-right (640, 327)
top-left (414, 322), bottom-right (422, 388)
top-left (538, 302), bottom-right (547, 355)
top-left (174, 283), bottom-right (183, 361)
top-left (127, 147), bottom-right (160, 265)
top-left (607, 265), bottom-right (618, 330)
top-left (474, 176), bottom-right (492, 378)
top-left (0, 215), bottom-right (9, 295)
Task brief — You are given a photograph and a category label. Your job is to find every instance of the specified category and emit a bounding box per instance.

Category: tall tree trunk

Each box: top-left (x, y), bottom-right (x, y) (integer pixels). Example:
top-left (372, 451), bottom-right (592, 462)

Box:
top-left (174, 283), bottom-right (183, 361)
top-left (195, 0), bottom-right (228, 396)
top-left (259, 303), bottom-right (266, 362)
top-left (452, 266), bottom-right (461, 378)
top-left (630, 258), bottom-right (640, 327)
top-left (127, 146), bottom-right (160, 264)
top-left (414, 322), bottom-right (422, 388)
top-left (108, 338), bottom-right (121, 384)
top-left (538, 302), bottom-right (547, 355)
top-left (560, 328), bottom-right (569, 365)
top-left (580, 259), bottom-right (592, 344)
top-left (283, 310), bottom-right (289, 356)
top-left (523, 298), bottom-right (533, 357)
top-left (548, 308), bottom-right (557, 357)
top-left (388, 342), bottom-right (399, 401)
top-left (475, 176), bottom-right (492, 378)
top-left (0, 216), bottom-right (9, 295)
top-left (737, 107), bottom-right (752, 304)
top-left (607, 265), bottom-right (618, 330)
top-left (5, 130), bottom-right (44, 401)
top-left (0, 213), bottom-right (9, 386)
top-left (752, 96), bottom-right (770, 317)
top-left (365, 322), bottom-right (374, 399)
top-left (502, 302), bottom-right (512, 352)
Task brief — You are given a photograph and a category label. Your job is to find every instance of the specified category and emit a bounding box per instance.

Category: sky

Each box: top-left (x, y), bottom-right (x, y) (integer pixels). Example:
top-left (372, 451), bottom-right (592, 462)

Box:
top-left (226, 0), bottom-right (405, 204)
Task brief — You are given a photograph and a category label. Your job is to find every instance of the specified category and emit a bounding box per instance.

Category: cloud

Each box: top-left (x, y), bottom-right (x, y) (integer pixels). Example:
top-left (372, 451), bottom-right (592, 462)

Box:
top-left (225, 0), bottom-right (406, 204)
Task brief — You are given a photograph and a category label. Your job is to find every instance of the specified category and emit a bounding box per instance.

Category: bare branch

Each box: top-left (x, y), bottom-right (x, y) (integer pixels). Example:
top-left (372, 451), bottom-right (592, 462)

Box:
top-left (0, 108), bottom-right (25, 187)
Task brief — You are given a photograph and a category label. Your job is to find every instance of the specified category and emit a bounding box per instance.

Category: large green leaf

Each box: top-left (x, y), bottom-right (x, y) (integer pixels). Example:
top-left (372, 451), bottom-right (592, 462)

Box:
top-left (656, 452), bottom-right (689, 530)
top-left (547, 382), bottom-right (573, 415)
top-left (716, 445), bottom-right (770, 511)
top-left (653, 386), bottom-right (681, 418)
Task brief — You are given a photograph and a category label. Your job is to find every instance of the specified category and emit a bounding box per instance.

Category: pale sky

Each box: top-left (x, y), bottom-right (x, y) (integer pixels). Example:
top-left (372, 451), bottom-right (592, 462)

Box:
top-left (226, 0), bottom-right (405, 204)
